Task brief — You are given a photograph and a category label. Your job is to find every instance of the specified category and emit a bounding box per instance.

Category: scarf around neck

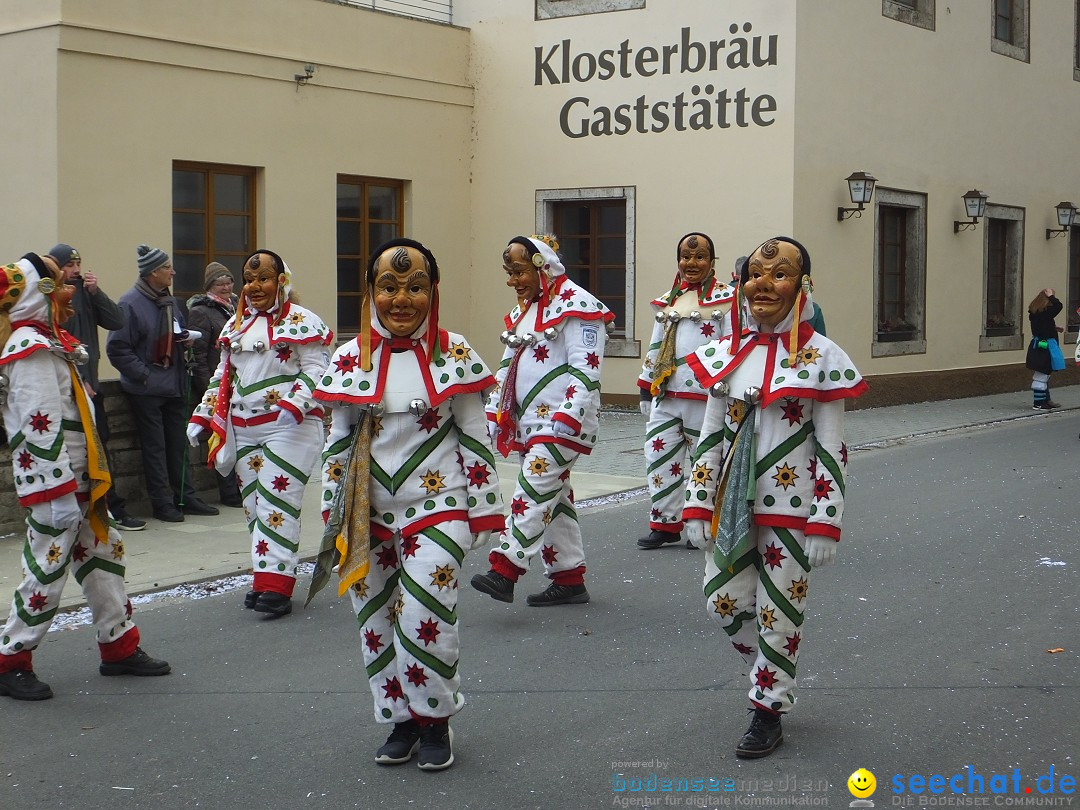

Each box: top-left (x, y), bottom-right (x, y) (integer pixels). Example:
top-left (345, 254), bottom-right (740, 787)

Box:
top-left (135, 277), bottom-right (176, 367)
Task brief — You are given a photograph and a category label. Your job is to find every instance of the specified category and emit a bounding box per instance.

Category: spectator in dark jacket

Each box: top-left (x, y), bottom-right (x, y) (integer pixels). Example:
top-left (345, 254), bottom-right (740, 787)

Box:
top-left (49, 243), bottom-right (146, 532)
top-left (105, 244), bottom-right (220, 522)
top-left (186, 262), bottom-right (242, 507)
top-left (1025, 288), bottom-right (1065, 410)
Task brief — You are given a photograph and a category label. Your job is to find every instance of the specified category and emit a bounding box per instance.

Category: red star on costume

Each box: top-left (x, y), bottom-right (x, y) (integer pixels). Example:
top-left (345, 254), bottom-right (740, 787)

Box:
top-left (271, 475), bottom-right (290, 492)
top-left (376, 545), bottom-right (399, 570)
top-left (541, 545), bottom-right (558, 565)
top-left (651, 437), bottom-right (666, 452)
top-left (124, 600), bottom-right (133, 619)
top-left (841, 443), bottom-right (849, 464)
top-left (564, 384), bottom-right (577, 399)
top-left (382, 676), bottom-right (404, 701)
top-left (754, 666), bottom-right (779, 690)
top-left (405, 663), bottom-right (429, 687)
top-left (255, 539), bottom-right (269, 556)
top-left (783, 632), bottom-right (801, 656)
top-left (417, 409), bottom-right (443, 433)
top-left (276, 346), bottom-right (293, 362)
top-left (559, 469), bottom-right (571, 482)
top-left (781, 398), bottom-right (804, 426)
top-left (532, 345), bottom-right (550, 363)
top-left (669, 462), bottom-right (682, 477)
top-left (733, 642), bottom-right (754, 655)
top-left (17, 451), bottom-right (32, 470)
top-left (559, 288), bottom-right (575, 301)
top-left (650, 508), bottom-right (661, 520)
top-left (510, 497), bottom-right (528, 516)
top-left (71, 542), bottom-right (88, 562)
top-left (813, 475), bottom-right (834, 501)
top-left (762, 542), bottom-right (787, 570)
top-left (466, 461), bottom-right (491, 488)
top-left (416, 618), bottom-right (440, 646)
top-left (334, 352), bottom-right (358, 373)
top-left (27, 591), bottom-right (48, 612)
top-left (29, 411), bottom-right (52, 434)
top-left (700, 322), bottom-right (716, 338)
top-left (808, 457), bottom-right (818, 477)
top-left (585, 352), bottom-right (600, 369)
top-left (401, 534), bottom-right (421, 559)
top-left (290, 382), bottom-right (302, 394)
top-left (363, 628), bottom-right (383, 653)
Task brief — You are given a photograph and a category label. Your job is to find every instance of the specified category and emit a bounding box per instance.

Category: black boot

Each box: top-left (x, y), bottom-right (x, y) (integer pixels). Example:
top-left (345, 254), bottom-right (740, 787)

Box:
top-left (244, 590), bottom-right (261, 609)
top-left (375, 719), bottom-right (422, 765)
top-left (735, 707), bottom-right (783, 758)
top-left (470, 571), bottom-right (515, 603)
top-left (99, 647), bottom-right (171, 677)
top-left (253, 592), bottom-right (292, 618)
top-left (0, 669), bottom-right (53, 700)
top-left (636, 530), bottom-right (682, 549)
top-left (526, 582), bottom-right (590, 606)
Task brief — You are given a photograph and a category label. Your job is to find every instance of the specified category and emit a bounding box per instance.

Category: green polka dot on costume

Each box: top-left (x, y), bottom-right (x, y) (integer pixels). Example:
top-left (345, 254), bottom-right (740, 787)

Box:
top-left (472, 363), bottom-right (484, 374)
top-left (381, 708), bottom-right (393, 719)
top-left (501, 542), bottom-right (510, 550)
top-left (696, 491), bottom-right (706, 501)
top-left (845, 369), bottom-right (856, 380)
top-left (456, 367), bottom-right (465, 378)
top-left (440, 374), bottom-right (449, 384)
top-left (445, 496), bottom-right (457, 507)
top-left (486, 493), bottom-right (496, 504)
top-left (2, 636), bottom-right (8, 645)
top-left (405, 507), bottom-right (416, 518)
top-left (705, 347), bottom-right (716, 357)
top-left (830, 370), bottom-right (841, 381)
top-left (357, 380), bottom-right (370, 390)
top-left (258, 561), bottom-right (267, 568)
top-left (424, 500), bottom-right (435, 511)
top-left (763, 495), bottom-right (775, 506)
top-left (300, 326), bottom-right (309, 334)
top-left (277, 563), bottom-right (286, 571)
top-left (427, 698), bottom-right (439, 708)
top-left (790, 496), bottom-right (802, 507)
top-left (826, 505), bottom-right (837, 517)
top-left (798, 370), bottom-right (810, 379)
top-left (323, 491), bottom-right (332, 501)
top-left (53, 469), bottom-right (62, 478)
top-left (780, 358), bottom-right (790, 368)
top-left (819, 371), bottom-right (826, 382)
top-left (516, 551), bottom-right (525, 559)
top-left (774, 376), bottom-right (785, 385)
top-left (809, 505), bottom-right (817, 515)
top-left (20, 339), bottom-right (28, 348)
top-left (322, 376), bottom-right (333, 385)
top-left (468, 497), bottom-right (477, 507)
top-left (289, 328), bottom-right (297, 335)
top-left (383, 513), bottom-right (394, 523)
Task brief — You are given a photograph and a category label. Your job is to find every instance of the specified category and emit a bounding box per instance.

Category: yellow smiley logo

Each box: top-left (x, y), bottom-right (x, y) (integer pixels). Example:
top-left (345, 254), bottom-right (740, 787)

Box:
top-left (848, 768), bottom-right (877, 798)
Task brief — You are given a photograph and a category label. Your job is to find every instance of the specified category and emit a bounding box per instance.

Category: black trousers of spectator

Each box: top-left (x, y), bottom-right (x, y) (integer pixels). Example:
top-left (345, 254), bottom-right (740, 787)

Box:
top-left (126, 393), bottom-right (197, 510)
top-left (93, 392), bottom-right (130, 518)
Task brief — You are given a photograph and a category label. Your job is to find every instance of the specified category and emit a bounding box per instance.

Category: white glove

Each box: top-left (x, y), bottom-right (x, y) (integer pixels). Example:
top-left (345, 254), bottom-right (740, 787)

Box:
top-left (487, 420), bottom-right (498, 444)
top-left (639, 399), bottom-right (652, 418)
top-left (31, 493), bottom-right (83, 530)
top-left (686, 519), bottom-right (713, 550)
top-left (470, 529), bottom-right (493, 550)
top-left (186, 422), bottom-right (205, 448)
top-left (805, 536), bottom-right (838, 567)
top-left (552, 420), bottom-right (575, 437)
top-left (274, 406), bottom-right (301, 426)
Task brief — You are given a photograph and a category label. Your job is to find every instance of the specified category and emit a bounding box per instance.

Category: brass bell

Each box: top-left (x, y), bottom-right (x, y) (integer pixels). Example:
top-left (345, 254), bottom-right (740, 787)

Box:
top-left (709, 381), bottom-right (729, 398)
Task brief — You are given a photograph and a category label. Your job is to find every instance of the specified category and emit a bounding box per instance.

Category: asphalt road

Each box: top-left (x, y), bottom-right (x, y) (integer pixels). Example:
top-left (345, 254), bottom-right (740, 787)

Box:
top-left (1, 415), bottom-right (1077, 810)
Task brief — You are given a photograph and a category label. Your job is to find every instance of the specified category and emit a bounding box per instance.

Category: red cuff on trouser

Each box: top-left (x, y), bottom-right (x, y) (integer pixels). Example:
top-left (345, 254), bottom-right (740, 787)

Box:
top-left (99, 626), bottom-right (141, 662)
top-left (0, 650), bottom-right (33, 673)
top-left (551, 565), bottom-right (586, 586)
top-left (488, 553), bottom-right (525, 582)
top-left (649, 523), bottom-right (683, 534)
top-left (409, 710), bottom-right (450, 725)
top-left (254, 572), bottom-right (296, 597)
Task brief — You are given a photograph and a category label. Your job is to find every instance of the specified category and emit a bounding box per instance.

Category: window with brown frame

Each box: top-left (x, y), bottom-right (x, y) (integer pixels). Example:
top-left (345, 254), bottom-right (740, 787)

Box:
top-left (172, 162), bottom-right (256, 300)
top-left (882, 0), bottom-right (935, 30)
top-left (336, 175), bottom-right (404, 334)
top-left (990, 0), bottom-right (1028, 60)
top-left (1067, 225), bottom-right (1080, 331)
top-left (552, 199), bottom-right (627, 335)
top-left (985, 219), bottom-right (1010, 332)
top-left (877, 206), bottom-right (915, 341)
top-left (994, 0), bottom-right (1014, 42)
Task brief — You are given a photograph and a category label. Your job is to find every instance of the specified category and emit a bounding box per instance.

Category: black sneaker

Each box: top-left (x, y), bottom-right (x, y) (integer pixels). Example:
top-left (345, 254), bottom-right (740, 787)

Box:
top-left (244, 590), bottom-right (261, 609)
top-left (0, 669), bottom-right (54, 700)
top-left (253, 592), bottom-right (292, 618)
top-left (417, 722), bottom-right (454, 771)
top-left (1033, 402), bottom-right (1053, 411)
top-left (181, 497), bottom-right (220, 517)
top-left (153, 505), bottom-right (184, 523)
top-left (735, 708), bottom-right (783, 758)
top-left (470, 571), bottom-right (515, 603)
top-left (375, 719), bottom-right (422, 765)
top-left (99, 647), bottom-right (171, 677)
top-left (636, 530), bottom-right (682, 549)
top-left (115, 514), bottom-right (147, 531)
top-left (526, 583), bottom-right (589, 607)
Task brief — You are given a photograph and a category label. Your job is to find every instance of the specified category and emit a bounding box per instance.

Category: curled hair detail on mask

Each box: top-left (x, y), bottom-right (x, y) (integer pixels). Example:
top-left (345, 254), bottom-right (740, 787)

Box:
top-left (759, 240), bottom-right (780, 260)
top-left (740, 236), bottom-right (811, 285)
top-left (687, 235), bottom-right (699, 249)
top-left (389, 247), bottom-right (412, 272)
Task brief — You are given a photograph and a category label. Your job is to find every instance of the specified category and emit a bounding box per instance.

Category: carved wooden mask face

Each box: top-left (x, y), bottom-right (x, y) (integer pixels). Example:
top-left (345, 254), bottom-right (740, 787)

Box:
top-left (372, 246), bottom-right (432, 337)
top-left (742, 240), bottom-right (803, 327)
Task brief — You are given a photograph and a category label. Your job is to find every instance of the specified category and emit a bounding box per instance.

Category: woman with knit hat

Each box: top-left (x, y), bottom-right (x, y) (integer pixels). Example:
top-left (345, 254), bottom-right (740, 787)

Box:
top-left (313, 238), bottom-right (504, 770)
top-left (187, 250), bottom-right (333, 618)
top-left (186, 262), bottom-right (242, 507)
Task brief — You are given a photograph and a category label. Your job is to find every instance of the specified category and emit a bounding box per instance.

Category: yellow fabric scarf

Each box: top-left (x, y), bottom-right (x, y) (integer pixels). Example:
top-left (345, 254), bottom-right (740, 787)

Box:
top-left (69, 364), bottom-right (112, 546)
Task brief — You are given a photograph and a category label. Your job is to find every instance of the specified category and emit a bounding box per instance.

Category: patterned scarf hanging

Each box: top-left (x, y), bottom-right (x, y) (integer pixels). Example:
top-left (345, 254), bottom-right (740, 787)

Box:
top-left (68, 363), bottom-right (112, 546)
top-left (495, 344), bottom-right (525, 457)
top-left (649, 322), bottom-right (679, 398)
top-left (711, 404), bottom-right (757, 572)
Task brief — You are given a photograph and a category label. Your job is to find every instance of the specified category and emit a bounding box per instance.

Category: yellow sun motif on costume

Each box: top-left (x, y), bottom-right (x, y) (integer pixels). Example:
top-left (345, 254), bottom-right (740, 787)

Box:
top-left (204, 391), bottom-right (217, 409)
top-left (652, 474), bottom-right (664, 488)
top-left (111, 539), bottom-right (125, 560)
top-left (372, 414), bottom-right (384, 437)
top-left (797, 345), bottom-right (821, 366)
top-left (385, 596), bottom-right (404, 624)
top-left (643, 356), bottom-right (654, 369)
top-left (448, 341), bottom-right (472, 362)
top-left (690, 462), bottom-right (713, 486)
top-left (46, 543), bottom-right (62, 566)
top-left (263, 389), bottom-right (281, 407)
top-left (430, 564), bottom-right (456, 591)
top-left (542, 507), bottom-right (552, 525)
top-left (527, 456), bottom-right (550, 476)
top-left (712, 593), bottom-right (738, 618)
top-left (419, 469), bottom-right (447, 495)
top-left (760, 606), bottom-right (777, 629)
top-left (326, 460), bottom-right (344, 482)
top-left (727, 400), bottom-right (747, 425)
top-left (772, 463), bottom-right (799, 490)
top-left (352, 576), bottom-right (370, 599)
top-left (787, 577), bottom-right (809, 602)
top-left (248, 455), bottom-right (265, 472)
top-left (267, 511), bottom-right (285, 529)
top-left (535, 403), bottom-right (551, 420)
top-left (288, 312), bottom-right (305, 325)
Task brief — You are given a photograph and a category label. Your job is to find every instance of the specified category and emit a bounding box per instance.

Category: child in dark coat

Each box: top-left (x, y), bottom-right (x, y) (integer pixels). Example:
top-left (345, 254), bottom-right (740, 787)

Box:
top-left (1025, 288), bottom-right (1064, 410)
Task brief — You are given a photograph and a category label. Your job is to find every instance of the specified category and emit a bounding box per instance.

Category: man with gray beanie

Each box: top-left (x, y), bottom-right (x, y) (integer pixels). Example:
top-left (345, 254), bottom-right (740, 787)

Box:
top-left (48, 243), bottom-right (146, 531)
top-left (106, 244), bottom-right (219, 522)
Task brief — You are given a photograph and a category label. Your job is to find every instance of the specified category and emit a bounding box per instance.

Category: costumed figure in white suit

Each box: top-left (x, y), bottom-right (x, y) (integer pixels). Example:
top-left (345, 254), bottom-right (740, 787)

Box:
top-left (470, 235), bottom-right (614, 607)
top-left (0, 253), bottom-right (170, 701)
top-left (683, 237), bottom-right (867, 758)
top-left (313, 239), bottom-right (504, 771)
top-left (637, 232), bottom-right (734, 550)
top-left (188, 250), bottom-right (333, 618)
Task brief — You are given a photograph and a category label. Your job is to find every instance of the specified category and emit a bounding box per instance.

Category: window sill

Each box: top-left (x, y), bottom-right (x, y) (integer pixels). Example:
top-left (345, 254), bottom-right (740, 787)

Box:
top-left (604, 337), bottom-right (641, 358)
top-left (979, 334), bottom-right (1024, 352)
top-left (872, 338), bottom-right (926, 358)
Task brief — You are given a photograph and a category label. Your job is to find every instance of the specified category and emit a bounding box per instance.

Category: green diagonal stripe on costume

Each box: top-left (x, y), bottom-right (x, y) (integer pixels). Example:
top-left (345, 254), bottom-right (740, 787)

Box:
top-left (26, 513), bottom-right (65, 537)
top-left (263, 446), bottom-right (311, 484)
top-left (759, 637), bottom-right (798, 678)
top-left (703, 549), bottom-right (756, 594)
top-left (235, 373), bottom-right (299, 396)
top-left (73, 557), bottom-right (126, 584)
top-left (21, 544), bottom-right (68, 585)
top-left (511, 522), bottom-right (545, 549)
top-left (724, 610), bottom-right (756, 636)
top-left (61, 418), bottom-right (83, 433)
top-left (253, 484), bottom-right (302, 517)
top-left (418, 526), bottom-right (466, 565)
top-left (693, 429), bottom-right (725, 462)
top-left (255, 521), bottom-right (299, 552)
top-left (566, 367), bottom-right (602, 390)
top-left (754, 422), bottom-right (814, 478)
top-left (816, 445), bottom-right (846, 496)
top-left (548, 444), bottom-right (572, 468)
top-left (551, 501), bottom-right (577, 522)
top-left (646, 443), bottom-right (682, 474)
top-left (321, 434), bottom-right (352, 463)
top-left (513, 472), bottom-right (560, 506)
top-left (365, 643), bottom-right (396, 680)
top-left (759, 574), bottom-right (805, 627)
top-left (13, 591), bottom-right (57, 627)
top-left (518, 366), bottom-right (572, 412)
top-left (237, 443), bottom-right (260, 458)
top-left (457, 432), bottom-right (497, 466)
top-left (651, 478), bottom-right (685, 503)
top-left (24, 431), bottom-right (67, 462)
top-left (773, 527), bottom-right (810, 572)
top-left (394, 623), bottom-right (458, 680)
top-left (355, 572), bottom-right (400, 627)
top-left (646, 417), bottom-right (680, 440)
top-left (369, 421), bottom-right (454, 494)
top-left (399, 570), bottom-right (458, 624)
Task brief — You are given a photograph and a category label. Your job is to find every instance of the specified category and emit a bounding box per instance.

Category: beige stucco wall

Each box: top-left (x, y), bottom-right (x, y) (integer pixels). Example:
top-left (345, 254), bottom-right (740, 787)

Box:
top-left (462, 0), bottom-right (797, 396)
